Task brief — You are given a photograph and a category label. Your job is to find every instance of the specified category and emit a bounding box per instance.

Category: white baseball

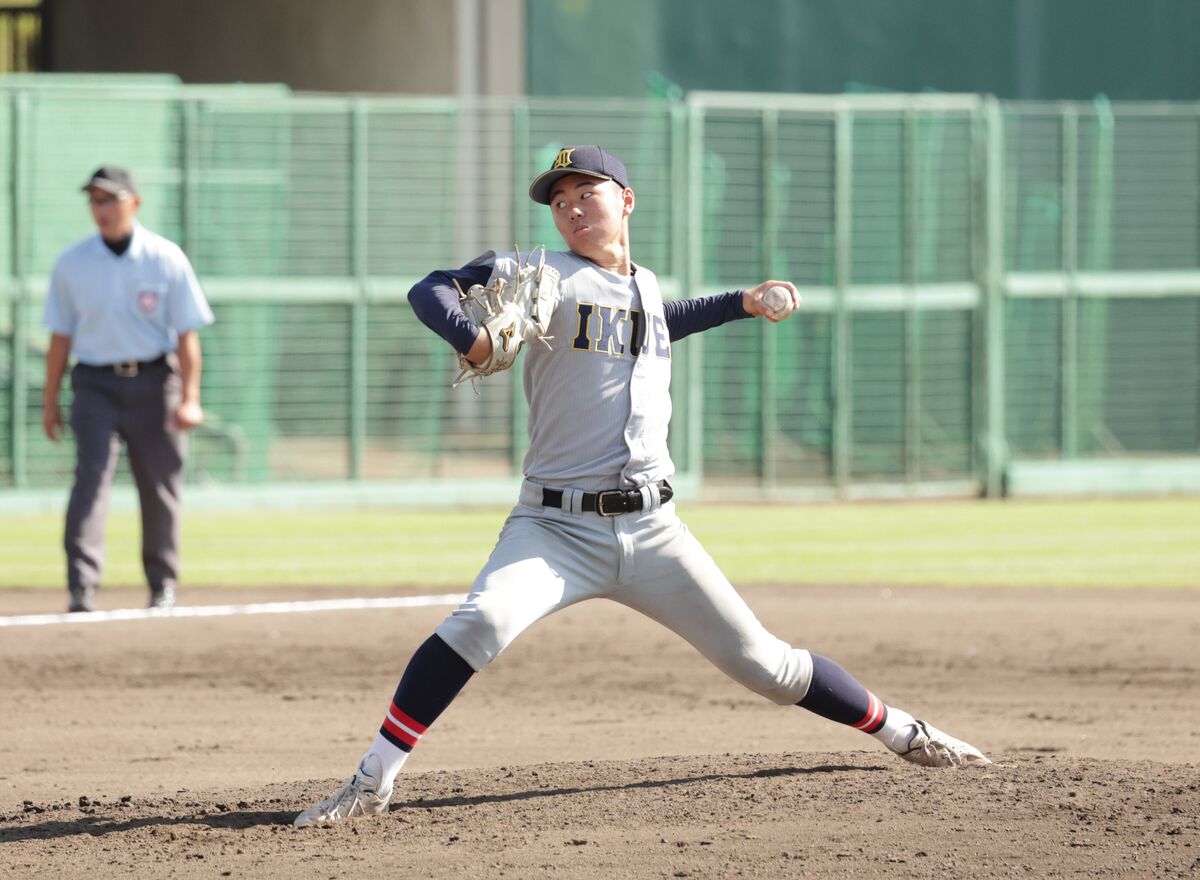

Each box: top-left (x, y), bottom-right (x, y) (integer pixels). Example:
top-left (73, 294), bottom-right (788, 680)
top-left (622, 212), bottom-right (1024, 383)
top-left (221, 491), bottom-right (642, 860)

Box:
top-left (762, 285), bottom-right (794, 318)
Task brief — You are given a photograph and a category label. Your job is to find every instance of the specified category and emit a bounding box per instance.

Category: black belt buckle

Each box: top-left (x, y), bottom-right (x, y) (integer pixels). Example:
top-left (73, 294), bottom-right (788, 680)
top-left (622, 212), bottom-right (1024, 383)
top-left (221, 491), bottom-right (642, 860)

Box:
top-left (113, 360), bottom-right (139, 377)
top-left (595, 489), bottom-right (628, 517)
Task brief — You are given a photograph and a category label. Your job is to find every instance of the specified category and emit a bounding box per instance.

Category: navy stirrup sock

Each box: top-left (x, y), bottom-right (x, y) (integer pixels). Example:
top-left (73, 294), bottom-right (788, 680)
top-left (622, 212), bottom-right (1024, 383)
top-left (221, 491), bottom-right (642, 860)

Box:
top-left (797, 653), bottom-right (888, 734)
top-left (379, 634), bottom-right (476, 752)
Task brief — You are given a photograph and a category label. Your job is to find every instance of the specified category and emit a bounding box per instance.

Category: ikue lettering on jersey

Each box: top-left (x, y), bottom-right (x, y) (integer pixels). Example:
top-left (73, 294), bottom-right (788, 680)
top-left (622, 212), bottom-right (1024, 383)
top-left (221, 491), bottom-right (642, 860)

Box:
top-left (467, 249), bottom-right (675, 492)
top-left (571, 301), bottom-right (671, 360)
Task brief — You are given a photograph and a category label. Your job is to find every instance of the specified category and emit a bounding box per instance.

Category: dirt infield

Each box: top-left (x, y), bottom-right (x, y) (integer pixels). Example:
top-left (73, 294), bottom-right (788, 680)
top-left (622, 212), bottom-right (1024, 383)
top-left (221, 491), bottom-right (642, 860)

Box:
top-left (2, 584), bottom-right (1198, 878)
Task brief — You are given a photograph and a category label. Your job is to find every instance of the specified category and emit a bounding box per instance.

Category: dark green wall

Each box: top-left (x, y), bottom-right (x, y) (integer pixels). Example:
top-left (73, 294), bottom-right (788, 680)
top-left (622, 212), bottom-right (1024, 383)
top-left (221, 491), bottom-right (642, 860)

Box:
top-left (528, 0), bottom-right (1200, 99)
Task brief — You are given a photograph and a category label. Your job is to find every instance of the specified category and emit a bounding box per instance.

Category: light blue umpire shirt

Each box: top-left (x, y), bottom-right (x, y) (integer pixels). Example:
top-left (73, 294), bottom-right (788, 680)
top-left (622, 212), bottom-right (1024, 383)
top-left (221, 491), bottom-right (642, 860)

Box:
top-left (42, 220), bottom-right (215, 365)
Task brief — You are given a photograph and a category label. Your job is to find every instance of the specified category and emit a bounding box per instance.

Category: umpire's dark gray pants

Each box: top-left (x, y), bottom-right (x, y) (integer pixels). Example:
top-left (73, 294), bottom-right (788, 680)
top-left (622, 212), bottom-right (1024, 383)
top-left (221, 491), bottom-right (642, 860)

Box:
top-left (66, 360), bottom-right (185, 597)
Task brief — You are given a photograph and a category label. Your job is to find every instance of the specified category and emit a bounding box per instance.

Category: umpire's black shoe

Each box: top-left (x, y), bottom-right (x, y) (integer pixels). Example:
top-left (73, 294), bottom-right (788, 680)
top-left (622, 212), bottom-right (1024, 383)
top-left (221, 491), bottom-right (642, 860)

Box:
top-left (148, 585), bottom-right (176, 610)
top-left (68, 589), bottom-right (96, 613)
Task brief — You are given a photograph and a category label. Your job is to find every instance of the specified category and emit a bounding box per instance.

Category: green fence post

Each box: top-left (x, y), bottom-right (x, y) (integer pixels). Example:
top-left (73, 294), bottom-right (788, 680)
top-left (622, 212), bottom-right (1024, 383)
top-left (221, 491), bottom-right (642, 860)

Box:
top-left (349, 99), bottom-right (369, 480)
top-left (760, 108), bottom-right (779, 488)
top-left (903, 108), bottom-right (922, 484)
top-left (978, 98), bottom-right (1006, 497)
top-left (180, 98), bottom-right (199, 258)
top-left (832, 106), bottom-right (853, 496)
top-left (10, 293), bottom-right (27, 488)
top-left (670, 101), bottom-right (688, 295)
top-left (1084, 97), bottom-right (1114, 271)
top-left (10, 91), bottom-right (29, 488)
top-left (686, 101), bottom-right (705, 484)
top-left (511, 102), bottom-right (530, 253)
top-left (1060, 106), bottom-right (1079, 459)
top-left (510, 101), bottom-right (530, 475)
top-left (668, 99), bottom-right (692, 475)
top-left (1078, 96), bottom-right (1114, 453)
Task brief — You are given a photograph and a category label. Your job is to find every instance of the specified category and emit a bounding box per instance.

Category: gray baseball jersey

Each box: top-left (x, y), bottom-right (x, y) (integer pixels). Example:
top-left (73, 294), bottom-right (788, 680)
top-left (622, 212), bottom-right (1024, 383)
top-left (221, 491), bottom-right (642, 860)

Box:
top-left (469, 249), bottom-right (673, 491)
top-left (431, 250), bottom-right (814, 705)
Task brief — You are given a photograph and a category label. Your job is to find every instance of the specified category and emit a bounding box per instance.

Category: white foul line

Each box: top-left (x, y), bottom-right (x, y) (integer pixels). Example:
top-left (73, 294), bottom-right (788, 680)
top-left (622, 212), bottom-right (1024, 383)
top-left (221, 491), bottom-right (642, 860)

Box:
top-left (0, 594), bottom-right (468, 628)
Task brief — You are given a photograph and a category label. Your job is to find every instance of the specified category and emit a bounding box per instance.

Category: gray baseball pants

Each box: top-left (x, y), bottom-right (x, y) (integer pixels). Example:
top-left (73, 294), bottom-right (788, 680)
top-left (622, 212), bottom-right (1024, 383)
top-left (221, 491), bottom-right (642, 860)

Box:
top-left (436, 480), bottom-right (814, 705)
top-left (65, 360), bottom-right (185, 600)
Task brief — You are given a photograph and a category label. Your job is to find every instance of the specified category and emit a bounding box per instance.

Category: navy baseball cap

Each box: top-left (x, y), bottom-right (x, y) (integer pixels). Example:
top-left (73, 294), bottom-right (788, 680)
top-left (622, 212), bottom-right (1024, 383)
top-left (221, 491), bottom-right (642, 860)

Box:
top-left (81, 165), bottom-right (139, 198)
top-left (528, 145), bottom-right (629, 205)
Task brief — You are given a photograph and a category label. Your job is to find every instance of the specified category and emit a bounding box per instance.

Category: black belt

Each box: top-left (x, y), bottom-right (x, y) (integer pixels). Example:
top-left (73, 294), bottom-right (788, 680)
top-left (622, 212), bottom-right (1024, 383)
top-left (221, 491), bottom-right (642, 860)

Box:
top-left (542, 480), bottom-right (673, 517)
top-left (78, 355), bottom-right (167, 377)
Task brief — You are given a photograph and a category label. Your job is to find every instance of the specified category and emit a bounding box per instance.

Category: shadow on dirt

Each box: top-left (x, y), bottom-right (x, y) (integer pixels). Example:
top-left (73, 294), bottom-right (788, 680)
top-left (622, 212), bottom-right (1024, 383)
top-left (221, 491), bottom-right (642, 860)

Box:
top-left (395, 762), bottom-right (886, 810)
top-left (1, 762), bottom-right (885, 841)
top-left (0, 808), bottom-right (295, 841)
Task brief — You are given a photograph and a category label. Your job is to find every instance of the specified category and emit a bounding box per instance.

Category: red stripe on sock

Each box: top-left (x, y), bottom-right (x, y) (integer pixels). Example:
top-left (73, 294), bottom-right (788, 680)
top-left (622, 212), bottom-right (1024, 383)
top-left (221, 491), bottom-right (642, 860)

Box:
top-left (381, 714), bottom-right (420, 747)
top-left (852, 694), bottom-right (884, 731)
top-left (866, 695), bottom-right (885, 730)
top-left (389, 704), bottom-right (429, 735)
top-left (867, 696), bottom-right (886, 731)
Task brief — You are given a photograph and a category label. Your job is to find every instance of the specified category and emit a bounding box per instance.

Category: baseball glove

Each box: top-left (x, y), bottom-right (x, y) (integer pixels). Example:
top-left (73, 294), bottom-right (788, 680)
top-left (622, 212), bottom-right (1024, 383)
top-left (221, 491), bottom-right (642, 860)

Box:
top-left (453, 247), bottom-right (559, 387)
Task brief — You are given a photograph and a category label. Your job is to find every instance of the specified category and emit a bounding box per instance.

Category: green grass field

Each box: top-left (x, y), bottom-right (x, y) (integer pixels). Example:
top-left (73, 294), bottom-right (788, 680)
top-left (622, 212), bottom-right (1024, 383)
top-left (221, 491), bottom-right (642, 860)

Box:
top-left (0, 494), bottom-right (1195, 590)
top-left (2, 497), bottom-right (1197, 591)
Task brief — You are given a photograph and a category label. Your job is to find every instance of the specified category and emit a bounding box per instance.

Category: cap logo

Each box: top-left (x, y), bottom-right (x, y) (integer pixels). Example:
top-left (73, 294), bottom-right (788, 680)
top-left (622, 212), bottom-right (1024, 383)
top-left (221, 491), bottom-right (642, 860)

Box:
top-left (551, 148), bottom-right (576, 170)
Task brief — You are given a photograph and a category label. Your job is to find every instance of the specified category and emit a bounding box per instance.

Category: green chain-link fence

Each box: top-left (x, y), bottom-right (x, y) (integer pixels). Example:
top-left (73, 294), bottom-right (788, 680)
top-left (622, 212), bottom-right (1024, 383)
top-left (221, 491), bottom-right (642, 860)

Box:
top-left (2, 80), bottom-right (1198, 501)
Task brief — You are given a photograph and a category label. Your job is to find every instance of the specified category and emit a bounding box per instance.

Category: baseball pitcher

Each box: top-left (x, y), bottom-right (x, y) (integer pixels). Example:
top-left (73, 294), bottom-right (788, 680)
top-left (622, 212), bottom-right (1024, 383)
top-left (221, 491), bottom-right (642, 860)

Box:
top-left (294, 145), bottom-right (989, 827)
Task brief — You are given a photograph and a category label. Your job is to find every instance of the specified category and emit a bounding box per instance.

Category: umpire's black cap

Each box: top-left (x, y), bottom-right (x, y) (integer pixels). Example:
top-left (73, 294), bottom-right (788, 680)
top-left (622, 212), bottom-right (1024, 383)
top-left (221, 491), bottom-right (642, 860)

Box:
top-left (81, 165), bottom-right (139, 198)
top-left (528, 145), bottom-right (629, 205)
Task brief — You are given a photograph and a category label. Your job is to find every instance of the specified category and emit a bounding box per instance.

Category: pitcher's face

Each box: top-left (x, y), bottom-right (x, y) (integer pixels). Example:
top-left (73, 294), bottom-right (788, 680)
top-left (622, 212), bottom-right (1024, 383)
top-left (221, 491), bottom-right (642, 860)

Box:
top-left (549, 174), bottom-right (634, 264)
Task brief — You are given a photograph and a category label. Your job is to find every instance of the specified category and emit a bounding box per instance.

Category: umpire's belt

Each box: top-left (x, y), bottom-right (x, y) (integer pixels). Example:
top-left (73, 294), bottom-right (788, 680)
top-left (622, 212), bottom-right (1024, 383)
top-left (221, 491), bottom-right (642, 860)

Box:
top-left (78, 355), bottom-right (167, 378)
top-left (542, 480), bottom-right (673, 517)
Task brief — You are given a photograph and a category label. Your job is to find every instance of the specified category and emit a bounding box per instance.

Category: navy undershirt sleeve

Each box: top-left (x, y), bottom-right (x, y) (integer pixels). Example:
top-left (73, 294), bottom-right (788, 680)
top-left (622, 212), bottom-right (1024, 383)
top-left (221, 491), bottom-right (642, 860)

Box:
top-left (413, 271), bottom-right (751, 351)
top-left (663, 291), bottom-right (752, 342)
top-left (407, 264), bottom-right (494, 355)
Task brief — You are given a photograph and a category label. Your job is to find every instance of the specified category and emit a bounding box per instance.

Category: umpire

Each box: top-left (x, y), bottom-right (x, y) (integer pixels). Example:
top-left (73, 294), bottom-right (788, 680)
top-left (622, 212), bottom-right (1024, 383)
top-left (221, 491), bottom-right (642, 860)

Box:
top-left (41, 166), bottom-right (215, 612)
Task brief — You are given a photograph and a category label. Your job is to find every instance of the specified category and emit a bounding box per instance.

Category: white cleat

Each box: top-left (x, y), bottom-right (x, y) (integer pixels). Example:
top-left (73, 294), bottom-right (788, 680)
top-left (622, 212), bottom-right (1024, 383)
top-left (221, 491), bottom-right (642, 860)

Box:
top-left (293, 754), bottom-right (393, 827)
top-left (896, 720), bottom-right (992, 768)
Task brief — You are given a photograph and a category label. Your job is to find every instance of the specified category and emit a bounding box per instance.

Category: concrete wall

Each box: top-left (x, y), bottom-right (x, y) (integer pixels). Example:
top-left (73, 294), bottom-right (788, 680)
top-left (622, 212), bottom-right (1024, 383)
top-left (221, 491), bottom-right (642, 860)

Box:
top-left (48, 0), bottom-right (524, 95)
